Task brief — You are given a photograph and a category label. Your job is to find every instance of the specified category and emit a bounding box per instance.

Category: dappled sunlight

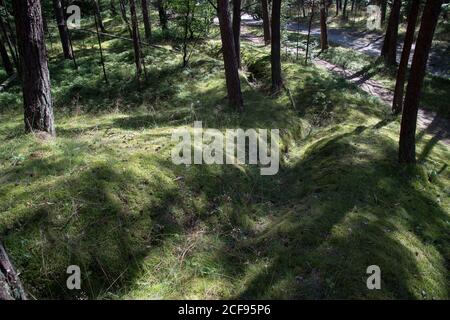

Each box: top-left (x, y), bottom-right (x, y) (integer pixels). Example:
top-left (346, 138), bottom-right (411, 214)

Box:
top-left (0, 7), bottom-right (448, 300)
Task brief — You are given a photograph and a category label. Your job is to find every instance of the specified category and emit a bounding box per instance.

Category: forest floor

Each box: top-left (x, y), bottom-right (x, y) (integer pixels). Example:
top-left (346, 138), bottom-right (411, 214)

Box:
top-left (241, 25), bottom-right (450, 146)
top-left (0, 16), bottom-right (449, 300)
top-left (285, 21), bottom-right (450, 78)
top-left (242, 14), bottom-right (450, 77)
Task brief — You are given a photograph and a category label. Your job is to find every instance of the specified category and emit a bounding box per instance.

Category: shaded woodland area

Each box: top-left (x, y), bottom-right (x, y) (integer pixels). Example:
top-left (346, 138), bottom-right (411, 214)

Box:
top-left (0, 0), bottom-right (449, 300)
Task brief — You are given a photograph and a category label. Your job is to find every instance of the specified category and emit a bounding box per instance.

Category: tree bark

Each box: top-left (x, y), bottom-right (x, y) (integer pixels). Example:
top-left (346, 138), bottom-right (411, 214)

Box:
top-left (380, 0), bottom-right (387, 25)
top-left (271, 0), bottom-right (282, 91)
top-left (392, 0), bottom-right (421, 114)
top-left (182, 0), bottom-right (191, 67)
top-left (0, 242), bottom-right (27, 300)
top-left (305, 1), bottom-right (315, 65)
top-left (94, 0), bottom-right (106, 33)
top-left (110, 0), bottom-right (117, 15)
top-left (399, 0), bottom-right (443, 164)
top-left (141, 0), bottom-right (152, 42)
top-left (13, 0), bottom-right (55, 136)
top-left (320, 0), bottom-right (328, 51)
top-left (52, 0), bottom-right (73, 59)
top-left (118, 0), bottom-right (133, 37)
top-left (157, 0), bottom-right (168, 31)
top-left (342, 0), bottom-right (348, 19)
top-left (93, 5), bottom-right (108, 83)
top-left (381, 0), bottom-right (401, 66)
top-left (232, 0), bottom-right (241, 69)
top-left (0, 11), bottom-right (19, 73)
top-left (261, 0), bottom-right (271, 45)
top-left (0, 36), bottom-right (14, 75)
top-left (217, 0), bottom-right (243, 110)
top-left (129, 0), bottom-right (142, 78)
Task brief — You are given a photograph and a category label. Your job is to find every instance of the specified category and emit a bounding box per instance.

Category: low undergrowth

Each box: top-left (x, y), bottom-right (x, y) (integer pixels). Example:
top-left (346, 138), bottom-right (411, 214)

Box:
top-left (0, 24), bottom-right (449, 300)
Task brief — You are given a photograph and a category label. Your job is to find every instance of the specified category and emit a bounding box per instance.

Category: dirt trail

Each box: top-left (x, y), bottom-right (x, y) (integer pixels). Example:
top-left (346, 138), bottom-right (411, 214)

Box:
top-left (284, 22), bottom-right (450, 78)
top-left (241, 25), bottom-right (450, 147)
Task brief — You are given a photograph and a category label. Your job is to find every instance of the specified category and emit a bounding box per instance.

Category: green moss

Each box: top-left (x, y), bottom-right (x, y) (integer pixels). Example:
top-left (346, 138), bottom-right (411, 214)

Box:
top-left (0, 18), bottom-right (448, 300)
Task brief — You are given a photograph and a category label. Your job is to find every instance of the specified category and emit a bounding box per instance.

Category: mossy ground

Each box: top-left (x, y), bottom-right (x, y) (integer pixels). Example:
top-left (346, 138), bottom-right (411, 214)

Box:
top-left (0, 15), bottom-right (449, 299)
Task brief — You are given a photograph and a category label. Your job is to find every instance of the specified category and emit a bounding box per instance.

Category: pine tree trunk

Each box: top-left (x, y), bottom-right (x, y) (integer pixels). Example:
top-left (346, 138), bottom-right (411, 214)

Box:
top-left (381, 0), bottom-right (387, 25)
top-left (141, 0), bottom-right (152, 42)
top-left (392, 0), bottom-right (421, 114)
top-left (320, 0), bottom-right (328, 51)
top-left (399, 0), bottom-right (442, 164)
top-left (232, 0), bottom-right (241, 69)
top-left (261, 0), bottom-right (271, 45)
top-left (129, 0), bottom-right (142, 78)
top-left (0, 36), bottom-right (14, 75)
top-left (182, 0), bottom-right (190, 67)
top-left (157, 0), bottom-right (168, 31)
top-left (118, 0), bottom-right (133, 37)
top-left (52, 0), bottom-right (73, 59)
top-left (271, 0), bottom-right (282, 92)
top-left (217, 0), bottom-right (243, 110)
top-left (305, 2), bottom-right (315, 65)
top-left (0, 12), bottom-right (19, 73)
top-left (93, 5), bottom-right (108, 83)
top-left (13, 0), bottom-right (55, 136)
top-left (342, 0), bottom-right (348, 19)
top-left (110, 0), bottom-right (117, 14)
top-left (94, 0), bottom-right (106, 33)
top-left (381, 0), bottom-right (401, 66)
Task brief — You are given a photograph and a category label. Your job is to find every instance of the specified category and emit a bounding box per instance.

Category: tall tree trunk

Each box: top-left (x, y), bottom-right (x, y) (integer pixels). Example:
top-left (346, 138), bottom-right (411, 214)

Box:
top-left (93, 5), bottom-right (108, 83)
top-left (52, 0), bottom-right (73, 59)
top-left (305, 1), bottom-right (315, 65)
top-left (399, 0), bottom-right (443, 164)
top-left (271, 0), bottom-right (282, 91)
top-left (0, 11), bottom-right (19, 73)
top-left (182, 0), bottom-right (191, 67)
top-left (320, 0), bottom-right (328, 51)
top-left (381, 0), bottom-right (401, 66)
top-left (13, 0), bottom-right (55, 136)
top-left (94, 0), bottom-right (106, 33)
top-left (129, 0), bottom-right (142, 78)
top-left (335, 0), bottom-right (339, 16)
top-left (119, 0), bottom-right (132, 37)
top-left (157, 0), bottom-right (168, 31)
top-left (380, 0), bottom-right (387, 25)
top-left (261, 0), bottom-right (271, 45)
top-left (217, 0), bottom-right (243, 110)
top-left (141, 0), bottom-right (152, 42)
top-left (232, 0), bottom-right (241, 69)
top-left (392, 0), bottom-right (421, 114)
top-left (0, 36), bottom-right (13, 75)
top-left (110, 0), bottom-right (117, 14)
top-left (342, 0), bottom-right (348, 18)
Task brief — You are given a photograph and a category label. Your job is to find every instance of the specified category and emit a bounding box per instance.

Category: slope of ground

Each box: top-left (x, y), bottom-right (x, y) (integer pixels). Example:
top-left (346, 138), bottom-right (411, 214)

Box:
top-left (0, 18), bottom-right (449, 300)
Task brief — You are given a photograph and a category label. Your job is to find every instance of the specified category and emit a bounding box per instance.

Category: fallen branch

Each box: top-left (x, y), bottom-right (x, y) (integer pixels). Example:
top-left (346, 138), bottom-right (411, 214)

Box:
top-left (283, 83), bottom-right (297, 111)
top-left (0, 73), bottom-right (16, 92)
top-left (240, 71), bottom-right (256, 91)
top-left (72, 28), bottom-right (179, 53)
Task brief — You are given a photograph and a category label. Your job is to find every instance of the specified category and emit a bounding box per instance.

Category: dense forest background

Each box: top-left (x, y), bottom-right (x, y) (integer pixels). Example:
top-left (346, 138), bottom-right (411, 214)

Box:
top-left (0, 0), bottom-right (449, 299)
